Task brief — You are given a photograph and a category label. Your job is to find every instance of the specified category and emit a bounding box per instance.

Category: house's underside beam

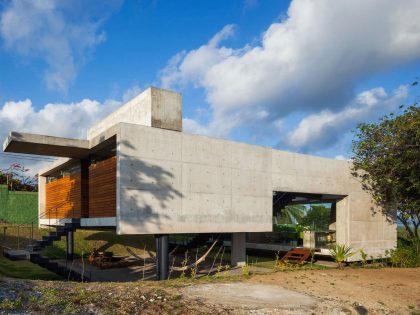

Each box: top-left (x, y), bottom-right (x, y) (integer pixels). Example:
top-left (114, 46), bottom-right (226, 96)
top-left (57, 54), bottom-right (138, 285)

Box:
top-left (3, 132), bottom-right (90, 158)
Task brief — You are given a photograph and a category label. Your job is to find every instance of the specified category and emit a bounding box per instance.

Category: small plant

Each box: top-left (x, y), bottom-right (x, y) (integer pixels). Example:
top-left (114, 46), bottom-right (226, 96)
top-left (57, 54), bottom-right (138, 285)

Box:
top-left (0, 297), bottom-right (23, 310)
top-left (190, 267), bottom-right (197, 280)
top-left (360, 249), bottom-right (368, 267)
top-left (309, 249), bottom-right (316, 269)
top-left (329, 244), bottom-right (355, 270)
top-left (179, 252), bottom-right (189, 279)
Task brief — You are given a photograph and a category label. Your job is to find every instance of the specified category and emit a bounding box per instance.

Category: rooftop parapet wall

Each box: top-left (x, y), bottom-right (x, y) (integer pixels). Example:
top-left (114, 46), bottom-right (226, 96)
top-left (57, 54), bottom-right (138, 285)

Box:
top-left (87, 87), bottom-right (182, 140)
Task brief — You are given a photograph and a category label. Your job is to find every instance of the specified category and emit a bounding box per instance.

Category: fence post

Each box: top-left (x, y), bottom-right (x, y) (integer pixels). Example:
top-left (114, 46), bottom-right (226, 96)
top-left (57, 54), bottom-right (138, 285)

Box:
top-left (17, 225), bottom-right (20, 249)
top-left (3, 226), bottom-right (6, 241)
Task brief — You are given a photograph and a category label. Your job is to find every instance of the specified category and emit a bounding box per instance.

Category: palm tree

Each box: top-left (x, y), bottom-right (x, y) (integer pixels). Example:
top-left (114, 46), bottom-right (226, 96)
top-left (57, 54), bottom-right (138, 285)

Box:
top-left (275, 204), bottom-right (306, 225)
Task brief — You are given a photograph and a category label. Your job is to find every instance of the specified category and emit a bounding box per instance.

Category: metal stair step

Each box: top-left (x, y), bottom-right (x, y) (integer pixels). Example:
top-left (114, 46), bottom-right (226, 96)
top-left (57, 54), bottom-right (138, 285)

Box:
top-left (43, 235), bottom-right (60, 241)
top-left (26, 244), bottom-right (42, 252)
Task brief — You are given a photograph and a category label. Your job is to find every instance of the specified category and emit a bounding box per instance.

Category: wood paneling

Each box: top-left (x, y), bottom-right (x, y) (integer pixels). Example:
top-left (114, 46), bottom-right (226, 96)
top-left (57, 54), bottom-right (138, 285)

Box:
top-left (45, 172), bottom-right (82, 219)
top-left (44, 156), bottom-right (116, 219)
top-left (89, 156), bottom-right (116, 218)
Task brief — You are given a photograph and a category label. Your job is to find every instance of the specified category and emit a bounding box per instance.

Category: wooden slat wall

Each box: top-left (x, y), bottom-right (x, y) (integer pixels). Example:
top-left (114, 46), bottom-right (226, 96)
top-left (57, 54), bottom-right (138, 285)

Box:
top-left (44, 173), bottom-right (82, 219)
top-left (89, 156), bottom-right (116, 217)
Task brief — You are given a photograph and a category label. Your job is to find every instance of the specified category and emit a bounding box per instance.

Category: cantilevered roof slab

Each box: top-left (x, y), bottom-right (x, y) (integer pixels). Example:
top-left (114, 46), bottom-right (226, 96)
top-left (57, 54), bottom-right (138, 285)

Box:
top-left (3, 132), bottom-right (90, 158)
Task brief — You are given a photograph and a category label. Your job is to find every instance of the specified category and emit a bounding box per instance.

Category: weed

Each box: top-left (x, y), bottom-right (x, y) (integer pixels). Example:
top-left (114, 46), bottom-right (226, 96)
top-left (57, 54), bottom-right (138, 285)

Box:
top-left (0, 297), bottom-right (23, 310)
top-left (360, 249), bottom-right (368, 267)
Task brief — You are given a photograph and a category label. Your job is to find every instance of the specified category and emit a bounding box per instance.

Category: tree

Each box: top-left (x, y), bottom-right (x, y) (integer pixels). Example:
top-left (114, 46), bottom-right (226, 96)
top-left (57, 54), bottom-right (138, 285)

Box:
top-left (275, 204), bottom-right (306, 224)
top-left (0, 163), bottom-right (38, 192)
top-left (300, 205), bottom-right (331, 231)
top-left (351, 104), bottom-right (420, 241)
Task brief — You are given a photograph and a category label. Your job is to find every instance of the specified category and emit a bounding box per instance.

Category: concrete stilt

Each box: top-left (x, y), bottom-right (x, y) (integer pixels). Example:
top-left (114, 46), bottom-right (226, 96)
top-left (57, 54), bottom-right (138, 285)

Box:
top-left (155, 234), bottom-right (169, 280)
top-left (66, 230), bottom-right (74, 261)
top-left (231, 232), bottom-right (246, 267)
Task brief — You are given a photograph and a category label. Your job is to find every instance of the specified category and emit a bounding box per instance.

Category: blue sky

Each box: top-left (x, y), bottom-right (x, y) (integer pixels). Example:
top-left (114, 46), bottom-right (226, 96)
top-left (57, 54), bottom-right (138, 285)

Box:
top-left (1, 0), bottom-right (420, 173)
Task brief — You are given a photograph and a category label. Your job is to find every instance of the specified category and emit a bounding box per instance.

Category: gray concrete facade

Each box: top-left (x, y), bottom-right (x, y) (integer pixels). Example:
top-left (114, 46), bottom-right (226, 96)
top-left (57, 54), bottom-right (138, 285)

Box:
top-left (3, 86), bottom-right (397, 260)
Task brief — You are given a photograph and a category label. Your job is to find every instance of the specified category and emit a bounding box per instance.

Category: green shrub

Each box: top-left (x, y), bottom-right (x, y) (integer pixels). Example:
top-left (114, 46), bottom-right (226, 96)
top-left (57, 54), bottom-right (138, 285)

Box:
top-left (389, 244), bottom-right (420, 268)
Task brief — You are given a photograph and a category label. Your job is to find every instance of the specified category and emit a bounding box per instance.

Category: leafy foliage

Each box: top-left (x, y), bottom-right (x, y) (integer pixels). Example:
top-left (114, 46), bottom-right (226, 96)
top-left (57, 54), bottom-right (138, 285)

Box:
top-left (275, 204), bottom-right (306, 224)
top-left (351, 104), bottom-right (420, 241)
top-left (0, 163), bottom-right (38, 192)
top-left (300, 205), bottom-right (331, 231)
top-left (389, 244), bottom-right (420, 268)
top-left (329, 244), bottom-right (355, 269)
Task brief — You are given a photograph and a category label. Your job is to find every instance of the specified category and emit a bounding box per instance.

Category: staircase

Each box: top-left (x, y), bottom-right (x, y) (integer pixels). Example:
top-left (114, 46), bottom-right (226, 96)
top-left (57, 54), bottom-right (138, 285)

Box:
top-left (4, 219), bottom-right (90, 282)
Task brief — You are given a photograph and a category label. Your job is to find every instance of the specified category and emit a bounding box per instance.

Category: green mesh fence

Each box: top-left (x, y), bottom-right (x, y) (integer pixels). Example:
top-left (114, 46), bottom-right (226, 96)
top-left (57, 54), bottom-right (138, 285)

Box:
top-left (0, 185), bottom-right (38, 224)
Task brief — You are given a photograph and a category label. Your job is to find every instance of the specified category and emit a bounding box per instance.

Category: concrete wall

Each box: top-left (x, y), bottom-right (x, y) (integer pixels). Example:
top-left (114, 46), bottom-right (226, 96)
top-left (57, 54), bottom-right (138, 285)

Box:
top-left (270, 150), bottom-right (396, 258)
top-left (117, 123), bottom-right (272, 234)
top-left (87, 87), bottom-right (182, 139)
top-left (115, 122), bottom-right (396, 258)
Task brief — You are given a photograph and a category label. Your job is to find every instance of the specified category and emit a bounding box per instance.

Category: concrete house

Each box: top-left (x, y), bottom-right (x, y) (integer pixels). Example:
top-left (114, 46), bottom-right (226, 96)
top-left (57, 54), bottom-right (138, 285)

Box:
top-left (3, 87), bottom-right (396, 279)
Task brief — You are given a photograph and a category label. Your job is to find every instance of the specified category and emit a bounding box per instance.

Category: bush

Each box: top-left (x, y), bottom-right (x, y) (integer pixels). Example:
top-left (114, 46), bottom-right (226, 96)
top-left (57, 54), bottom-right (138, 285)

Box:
top-left (389, 243), bottom-right (420, 268)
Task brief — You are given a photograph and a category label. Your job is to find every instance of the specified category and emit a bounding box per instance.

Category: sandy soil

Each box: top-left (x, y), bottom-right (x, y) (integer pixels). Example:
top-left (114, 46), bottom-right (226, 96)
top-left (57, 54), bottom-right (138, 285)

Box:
top-left (182, 268), bottom-right (420, 314)
top-left (182, 283), bottom-right (318, 314)
top-left (1, 267), bottom-right (419, 314)
top-left (247, 268), bottom-right (420, 314)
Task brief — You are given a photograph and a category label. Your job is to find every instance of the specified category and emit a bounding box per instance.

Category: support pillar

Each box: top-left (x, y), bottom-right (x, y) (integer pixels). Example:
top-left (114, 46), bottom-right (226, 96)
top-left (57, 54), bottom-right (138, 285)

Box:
top-left (155, 234), bottom-right (169, 280)
top-left (231, 232), bottom-right (246, 267)
top-left (66, 230), bottom-right (74, 261)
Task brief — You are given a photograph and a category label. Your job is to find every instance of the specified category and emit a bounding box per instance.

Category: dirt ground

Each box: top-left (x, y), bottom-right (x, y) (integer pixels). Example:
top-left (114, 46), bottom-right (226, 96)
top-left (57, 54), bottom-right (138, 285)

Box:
top-left (1, 267), bottom-right (419, 314)
top-left (250, 268), bottom-right (420, 313)
top-left (182, 268), bottom-right (420, 314)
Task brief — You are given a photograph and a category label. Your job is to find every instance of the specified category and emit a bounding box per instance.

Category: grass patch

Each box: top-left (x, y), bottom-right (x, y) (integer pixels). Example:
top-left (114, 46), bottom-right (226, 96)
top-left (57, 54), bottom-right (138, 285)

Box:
top-left (42, 229), bottom-right (156, 259)
top-left (0, 256), bottom-right (62, 280)
top-left (0, 223), bottom-right (156, 260)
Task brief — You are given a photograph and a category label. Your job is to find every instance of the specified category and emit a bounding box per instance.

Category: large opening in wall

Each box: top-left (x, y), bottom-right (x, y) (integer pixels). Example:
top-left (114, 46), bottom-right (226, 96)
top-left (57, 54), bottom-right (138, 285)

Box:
top-left (247, 191), bottom-right (345, 252)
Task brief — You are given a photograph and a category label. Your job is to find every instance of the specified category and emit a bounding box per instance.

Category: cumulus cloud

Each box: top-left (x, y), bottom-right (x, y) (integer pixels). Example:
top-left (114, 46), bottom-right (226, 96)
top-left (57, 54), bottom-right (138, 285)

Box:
top-left (285, 86), bottom-right (408, 151)
top-left (160, 0), bottom-right (420, 144)
top-left (0, 98), bottom-right (120, 139)
top-left (0, 85), bottom-right (146, 174)
top-left (160, 24), bottom-right (237, 89)
top-left (0, 0), bottom-right (120, 91)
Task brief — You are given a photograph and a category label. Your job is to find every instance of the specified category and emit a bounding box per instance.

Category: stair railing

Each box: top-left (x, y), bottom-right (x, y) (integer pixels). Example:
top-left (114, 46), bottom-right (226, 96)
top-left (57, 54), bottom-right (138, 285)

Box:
top-left (24, 201), bottom-right (81, 247)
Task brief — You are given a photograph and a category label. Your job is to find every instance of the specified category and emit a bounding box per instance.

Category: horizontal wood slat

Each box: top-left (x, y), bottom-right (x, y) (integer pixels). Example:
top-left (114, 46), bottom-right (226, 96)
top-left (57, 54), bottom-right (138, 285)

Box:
top-left (89, 156), bottom-right (116, 218)
top-left (44, 156), bottom-right (116, 219)
top-left (44, 172), bottom-right (82, 219)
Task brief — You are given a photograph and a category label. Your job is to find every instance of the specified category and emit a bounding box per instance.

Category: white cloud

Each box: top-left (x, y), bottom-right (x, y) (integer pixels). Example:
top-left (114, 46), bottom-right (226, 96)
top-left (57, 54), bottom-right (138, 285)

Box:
top-left (0, 0), bottom-right (120, 91)
top-left (182, 118), bottom-right (210, 136)
top-left (0, 85), bottom-right (144, 174)
top-left (122, 85), bottom-right (144, 103)
top-left (334, 155), bottom-right (348, 161)
top-left (160, 0), bottom-right (420, 141)
top-left (0, 98), bottom-right (120, 139)
top-left (286, 86), bottom-right (408, 151)
top-left (160, 24), bottom-right (237, 89)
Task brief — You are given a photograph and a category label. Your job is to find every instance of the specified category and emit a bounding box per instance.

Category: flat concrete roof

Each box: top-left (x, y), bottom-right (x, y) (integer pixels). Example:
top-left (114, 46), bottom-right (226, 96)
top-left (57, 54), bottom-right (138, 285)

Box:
top-left (3, 132), bottom-right (90, 158)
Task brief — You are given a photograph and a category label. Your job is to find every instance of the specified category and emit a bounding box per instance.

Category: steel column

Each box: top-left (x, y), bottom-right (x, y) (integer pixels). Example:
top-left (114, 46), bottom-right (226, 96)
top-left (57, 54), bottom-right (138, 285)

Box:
top-left (155, 234), bottom-right (169, 280)
top-left (66, 230), bottom-right (74, 261)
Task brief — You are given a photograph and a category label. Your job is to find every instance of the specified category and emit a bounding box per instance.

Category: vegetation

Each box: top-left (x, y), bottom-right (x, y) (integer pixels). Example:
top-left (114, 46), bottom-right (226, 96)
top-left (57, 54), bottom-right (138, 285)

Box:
top-left (0, 163), bottom-right (38, 192)
top-left (0, 256), bottom-right (62, 280)
top-left (351, 102), bottom-right (420, 242)
top-left (300, 205), bottom-right (331, 231)
top-left (329, 244), bottom-right (355, 269)
top-left (276, 204), bottom-right (306, 224)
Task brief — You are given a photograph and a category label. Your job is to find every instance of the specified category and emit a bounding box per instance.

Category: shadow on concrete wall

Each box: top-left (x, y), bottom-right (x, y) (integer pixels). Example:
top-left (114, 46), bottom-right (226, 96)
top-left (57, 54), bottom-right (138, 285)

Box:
top-left (117, 139), bottom-right (183, 233)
